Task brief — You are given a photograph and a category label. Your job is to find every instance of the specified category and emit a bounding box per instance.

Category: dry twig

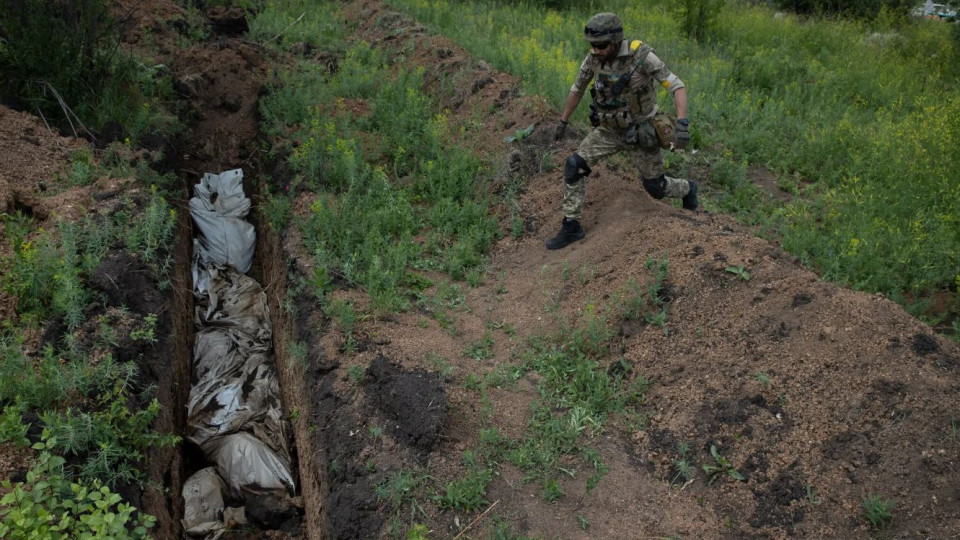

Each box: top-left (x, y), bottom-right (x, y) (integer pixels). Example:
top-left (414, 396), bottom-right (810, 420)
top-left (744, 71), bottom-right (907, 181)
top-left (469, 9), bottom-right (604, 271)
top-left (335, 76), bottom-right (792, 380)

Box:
top-left (451, 499), bottom-right (500, 540)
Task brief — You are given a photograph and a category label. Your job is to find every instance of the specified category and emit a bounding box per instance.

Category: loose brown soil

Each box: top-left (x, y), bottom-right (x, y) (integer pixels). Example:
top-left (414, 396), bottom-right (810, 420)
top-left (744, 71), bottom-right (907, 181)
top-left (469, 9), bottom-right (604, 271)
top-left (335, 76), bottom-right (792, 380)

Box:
top-left (1, 1), bottom-right (959, 540)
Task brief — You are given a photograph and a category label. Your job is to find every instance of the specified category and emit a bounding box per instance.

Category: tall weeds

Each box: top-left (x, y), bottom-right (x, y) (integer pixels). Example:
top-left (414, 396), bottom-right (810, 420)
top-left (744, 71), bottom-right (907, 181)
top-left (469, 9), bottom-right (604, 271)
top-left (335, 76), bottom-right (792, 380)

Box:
top-left (257, 7), bottom-right (498, 311)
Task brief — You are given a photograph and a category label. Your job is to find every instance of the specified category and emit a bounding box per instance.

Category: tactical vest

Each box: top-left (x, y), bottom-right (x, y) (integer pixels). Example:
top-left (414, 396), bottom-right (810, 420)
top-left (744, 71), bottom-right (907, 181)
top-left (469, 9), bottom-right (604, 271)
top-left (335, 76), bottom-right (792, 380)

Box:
top-left (590, 40), bottom-right (654, 130)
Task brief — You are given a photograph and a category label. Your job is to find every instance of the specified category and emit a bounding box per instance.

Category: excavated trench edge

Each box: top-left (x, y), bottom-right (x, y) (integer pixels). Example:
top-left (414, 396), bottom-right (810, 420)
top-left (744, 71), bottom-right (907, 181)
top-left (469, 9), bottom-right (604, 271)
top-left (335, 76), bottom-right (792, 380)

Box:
top-left (158, 209), bottom-right (194, 540)
top-left (251, 188), bottom-right (328, 540)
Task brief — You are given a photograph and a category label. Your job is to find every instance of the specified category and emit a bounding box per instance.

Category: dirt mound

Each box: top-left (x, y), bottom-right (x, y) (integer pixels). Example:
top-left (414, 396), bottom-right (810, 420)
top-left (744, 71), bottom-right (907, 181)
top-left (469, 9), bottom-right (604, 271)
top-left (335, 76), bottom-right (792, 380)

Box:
top-left (366, 356), bottom-right (447, 454)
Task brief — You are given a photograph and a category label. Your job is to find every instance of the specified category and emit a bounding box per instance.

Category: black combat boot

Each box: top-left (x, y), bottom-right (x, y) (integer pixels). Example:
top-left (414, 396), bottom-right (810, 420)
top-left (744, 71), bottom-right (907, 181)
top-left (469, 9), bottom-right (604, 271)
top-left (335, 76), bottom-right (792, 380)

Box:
top-left (682, 180), bottom-right (698, 211)
top-left (546, 218), bottom-right (585, 250)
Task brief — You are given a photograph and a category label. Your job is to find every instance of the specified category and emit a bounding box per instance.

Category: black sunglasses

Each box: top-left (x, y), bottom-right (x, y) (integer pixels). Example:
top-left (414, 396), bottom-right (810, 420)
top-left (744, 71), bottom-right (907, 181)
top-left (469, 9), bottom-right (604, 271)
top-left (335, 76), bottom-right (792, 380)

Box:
top-left (590, 41), bottom-right (612, 50)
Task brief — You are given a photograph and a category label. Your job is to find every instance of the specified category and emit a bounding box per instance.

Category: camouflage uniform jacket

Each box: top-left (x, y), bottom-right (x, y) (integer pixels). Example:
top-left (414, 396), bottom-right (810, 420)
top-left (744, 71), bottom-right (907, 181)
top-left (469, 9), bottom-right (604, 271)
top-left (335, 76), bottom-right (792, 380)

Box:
top-left (570, 40), bottom-right (685, 130)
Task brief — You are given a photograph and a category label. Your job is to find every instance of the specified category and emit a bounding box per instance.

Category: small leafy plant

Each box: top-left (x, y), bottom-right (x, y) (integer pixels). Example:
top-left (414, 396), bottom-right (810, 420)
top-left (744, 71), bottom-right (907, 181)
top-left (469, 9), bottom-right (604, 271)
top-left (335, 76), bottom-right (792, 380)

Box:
top-left (861, 494), bottom-right (895, 529)
top-left (462, 331), bottom-right (495, 361)
top-left (725, 265), bottom-right (751, 281)
top-left (542, 477), bottom-right (564, 502)
top-left (503, 123), bottom-right (536, 143)
top-left (671, 442), bottom-right (696, 486)
top-left (702, 445), bottom-right (745, 485)
top-left (406, 523), bottom-right (430, 540)
top-left (129, 313), bottom-right (158, 343)
top-left (0, 435), bottom-right (156, 539)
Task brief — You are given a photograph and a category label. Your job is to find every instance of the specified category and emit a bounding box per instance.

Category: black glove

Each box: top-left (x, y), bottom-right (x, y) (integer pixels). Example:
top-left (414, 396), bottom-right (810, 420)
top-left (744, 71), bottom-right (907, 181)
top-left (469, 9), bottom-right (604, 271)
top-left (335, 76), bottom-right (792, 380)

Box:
top-left (554, 120), bottom-right (568, 142)
top-left (675, 118), bottom-right (690, 148)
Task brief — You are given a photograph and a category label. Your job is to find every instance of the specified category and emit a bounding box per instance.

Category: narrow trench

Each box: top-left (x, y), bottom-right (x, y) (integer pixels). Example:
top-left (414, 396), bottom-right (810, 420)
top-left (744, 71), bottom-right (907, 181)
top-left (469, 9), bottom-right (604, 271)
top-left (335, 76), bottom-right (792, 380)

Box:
top-left (160, 12), bottom-right (442, 539)
top-left (154, 207), bottom-right (194, 540)
top-left (160, 28), bottom-right (327, 540)
top-left (165, 166), bottom-right (326, 539)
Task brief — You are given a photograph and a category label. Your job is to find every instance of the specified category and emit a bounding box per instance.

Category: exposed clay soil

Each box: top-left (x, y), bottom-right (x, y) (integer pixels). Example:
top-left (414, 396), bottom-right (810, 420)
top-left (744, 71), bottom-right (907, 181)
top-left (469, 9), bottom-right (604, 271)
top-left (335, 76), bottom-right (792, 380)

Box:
top-left (2, 1), bottom-right (959, 540)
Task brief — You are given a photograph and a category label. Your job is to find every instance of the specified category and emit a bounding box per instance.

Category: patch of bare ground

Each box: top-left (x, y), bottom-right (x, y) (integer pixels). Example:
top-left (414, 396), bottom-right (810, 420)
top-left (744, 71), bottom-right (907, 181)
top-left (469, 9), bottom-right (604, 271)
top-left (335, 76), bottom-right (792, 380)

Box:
top-left (268, 1), bottom-right (959, 538)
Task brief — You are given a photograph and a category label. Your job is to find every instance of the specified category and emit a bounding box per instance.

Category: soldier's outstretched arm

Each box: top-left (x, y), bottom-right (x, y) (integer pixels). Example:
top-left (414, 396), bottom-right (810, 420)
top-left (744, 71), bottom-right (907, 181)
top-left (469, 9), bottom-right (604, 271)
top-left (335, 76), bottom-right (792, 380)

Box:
top-left (673, 87), bottom-right (688, 119)
top-left (560, 91), bottom-right (584, 124)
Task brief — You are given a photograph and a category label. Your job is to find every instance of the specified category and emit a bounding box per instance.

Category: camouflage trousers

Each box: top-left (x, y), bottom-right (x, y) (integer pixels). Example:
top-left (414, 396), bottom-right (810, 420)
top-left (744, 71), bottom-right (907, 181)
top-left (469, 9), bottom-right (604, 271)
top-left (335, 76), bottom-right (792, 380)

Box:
top-left (561, 124), bottom-right (690, 221)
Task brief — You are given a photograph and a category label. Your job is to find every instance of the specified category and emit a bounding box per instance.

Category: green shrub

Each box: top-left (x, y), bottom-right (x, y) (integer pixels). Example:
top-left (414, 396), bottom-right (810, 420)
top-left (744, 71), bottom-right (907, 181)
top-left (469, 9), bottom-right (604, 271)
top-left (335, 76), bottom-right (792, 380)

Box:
top-left (670, 0), bottom-right (726, 42)
top-left (0, 435), bottom-right (155, 539)
top-left (0, 401), bottom-right (29, 447)
top-left (2, 212), bottom-right (131, 329)
top-left (0, 332), bottom-right (127, 412)
top-left (124, 185), bottom-right (177, 275)
top-left (0, 0), bottom-right (174, 139)
top-left (41, 378), bottom-right (180, 487)
top-left (0, 334), bottom-right (179, 487)
top-left (66, 149), bottom-right (98, 186)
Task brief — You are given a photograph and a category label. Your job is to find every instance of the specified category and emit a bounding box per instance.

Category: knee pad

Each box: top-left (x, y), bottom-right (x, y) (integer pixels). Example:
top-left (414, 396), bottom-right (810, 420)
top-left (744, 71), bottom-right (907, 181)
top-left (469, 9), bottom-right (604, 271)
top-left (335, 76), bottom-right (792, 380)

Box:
top-left (564, 153), bottom-right (592, 185)
top-left (642, 175), bottom-right (667, 199)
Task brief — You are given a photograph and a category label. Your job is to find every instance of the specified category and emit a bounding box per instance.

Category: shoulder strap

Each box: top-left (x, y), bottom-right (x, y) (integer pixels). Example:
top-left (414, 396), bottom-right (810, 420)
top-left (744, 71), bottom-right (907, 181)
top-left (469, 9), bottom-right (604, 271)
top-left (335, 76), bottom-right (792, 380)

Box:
top-left (630, 41), bottom-right (654, 68)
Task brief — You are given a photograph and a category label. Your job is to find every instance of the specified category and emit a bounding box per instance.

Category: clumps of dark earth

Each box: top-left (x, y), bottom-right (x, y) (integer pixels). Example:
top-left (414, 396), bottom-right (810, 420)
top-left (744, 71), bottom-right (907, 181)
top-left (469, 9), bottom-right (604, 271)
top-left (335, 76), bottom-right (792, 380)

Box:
top-left (307, 351), bottom-right (446, 539)
top-left (366, 356), bottom-right (446, 454)
top-left (912, 332), bottom-right (940, 356)
top-left (246, 492), bottom-right (303, 532)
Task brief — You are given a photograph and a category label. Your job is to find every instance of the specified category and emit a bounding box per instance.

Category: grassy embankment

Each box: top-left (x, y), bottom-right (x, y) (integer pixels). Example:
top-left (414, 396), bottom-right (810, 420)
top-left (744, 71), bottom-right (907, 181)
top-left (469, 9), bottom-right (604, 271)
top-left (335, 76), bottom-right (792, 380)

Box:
top-left (386, 0), bottom-right (960, 331)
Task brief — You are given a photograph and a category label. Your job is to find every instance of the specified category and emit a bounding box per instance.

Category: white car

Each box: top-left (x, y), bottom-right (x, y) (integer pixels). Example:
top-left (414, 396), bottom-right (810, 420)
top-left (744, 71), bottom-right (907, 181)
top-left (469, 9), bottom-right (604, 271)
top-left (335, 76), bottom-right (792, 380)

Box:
top-left (916, 3), bottom-right (958, 20)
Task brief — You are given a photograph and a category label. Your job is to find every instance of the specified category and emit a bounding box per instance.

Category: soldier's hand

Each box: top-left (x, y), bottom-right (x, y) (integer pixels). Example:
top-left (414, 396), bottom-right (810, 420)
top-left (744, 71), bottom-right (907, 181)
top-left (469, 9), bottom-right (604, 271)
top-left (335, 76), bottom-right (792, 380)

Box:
top-left (675, 118), bottom-right (690, 149)
top-left (553, 120), bottom-right (568, 142)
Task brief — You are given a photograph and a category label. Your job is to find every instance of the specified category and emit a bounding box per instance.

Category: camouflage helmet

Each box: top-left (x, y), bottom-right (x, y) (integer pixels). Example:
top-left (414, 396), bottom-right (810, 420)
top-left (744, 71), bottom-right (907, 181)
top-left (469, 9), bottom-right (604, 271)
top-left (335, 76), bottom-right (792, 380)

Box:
top-left (584, 13), bottom-right (623, 44)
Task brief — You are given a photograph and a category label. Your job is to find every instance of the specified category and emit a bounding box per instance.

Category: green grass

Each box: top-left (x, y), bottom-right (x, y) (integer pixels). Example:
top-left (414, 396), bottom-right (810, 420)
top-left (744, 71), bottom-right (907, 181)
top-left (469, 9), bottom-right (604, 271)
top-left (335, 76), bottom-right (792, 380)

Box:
top-left (481, 261), bottom-right (667, 497)
top-left (463, 331), bottom-right (495, 361)
top-left (375, 469), bottom-right (431, 536)
top-left (497, 302), bottom-right (652, 496)
top-left (431, 450), bottom-right (494, 512)
top-left (452, 285), bottom-right (657, 504)
top-left (861, 494), bottom-right (896, 529)
top-left (384, 0), bottom-right (960, 319)
top-left (258, 23), bottom-right (499, 311)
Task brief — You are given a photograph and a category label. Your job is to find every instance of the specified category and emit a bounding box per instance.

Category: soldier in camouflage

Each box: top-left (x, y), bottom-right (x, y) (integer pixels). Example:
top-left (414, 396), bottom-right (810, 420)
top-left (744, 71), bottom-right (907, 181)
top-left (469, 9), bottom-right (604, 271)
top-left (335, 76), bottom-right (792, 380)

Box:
top-left (546, 12), bottom-right (698, 250)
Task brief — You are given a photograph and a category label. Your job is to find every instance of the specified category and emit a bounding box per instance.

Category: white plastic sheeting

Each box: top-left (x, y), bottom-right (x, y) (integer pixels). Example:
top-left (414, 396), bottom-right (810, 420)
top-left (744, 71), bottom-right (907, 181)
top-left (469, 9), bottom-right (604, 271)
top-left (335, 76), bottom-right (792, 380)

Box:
top-left (190, 169), bottom-right (256, 293)
top-left (181, 468), bottom-right (226, 539)
top-left (184, 170), bottom-right (294, 537)
top-left (204, 432), bottom-right (296, 499)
